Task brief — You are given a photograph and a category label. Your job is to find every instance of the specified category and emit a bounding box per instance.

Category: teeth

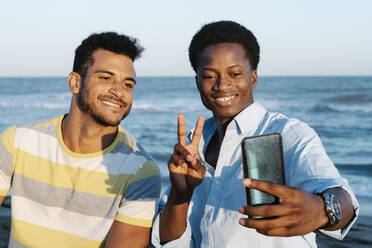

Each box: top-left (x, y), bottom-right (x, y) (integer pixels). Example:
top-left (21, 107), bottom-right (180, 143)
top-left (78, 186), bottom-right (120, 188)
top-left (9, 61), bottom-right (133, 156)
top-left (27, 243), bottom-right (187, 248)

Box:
top-left (216, 96), bottom-right (234, 102)
top-left (102, 101), bottom-right (120, 107)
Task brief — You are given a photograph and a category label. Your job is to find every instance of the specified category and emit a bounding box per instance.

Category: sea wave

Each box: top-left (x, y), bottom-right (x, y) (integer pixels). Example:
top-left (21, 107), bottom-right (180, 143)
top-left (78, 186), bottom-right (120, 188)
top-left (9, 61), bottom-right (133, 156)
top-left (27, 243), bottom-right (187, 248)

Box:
top-left (132, 103), bottom-right (202, 113)
top-left (336, 163), bottom-right (372, 176)
top-left (312, 103), bottom-right (372, 113)
top-left (312, 104), bottom-right (340, 113)
top-left (345, 174), bottom-right (372, 198)
top-left (327, 94), bottom-right (372, 104)
top-left (0, 101), bottom-right (69, 109)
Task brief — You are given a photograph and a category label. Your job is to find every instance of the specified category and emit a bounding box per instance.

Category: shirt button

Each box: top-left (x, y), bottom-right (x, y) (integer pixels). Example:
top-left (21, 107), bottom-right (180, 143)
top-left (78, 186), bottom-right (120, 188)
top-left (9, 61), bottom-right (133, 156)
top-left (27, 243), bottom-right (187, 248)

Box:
top-left (215, 180), bottom-right (220, 185)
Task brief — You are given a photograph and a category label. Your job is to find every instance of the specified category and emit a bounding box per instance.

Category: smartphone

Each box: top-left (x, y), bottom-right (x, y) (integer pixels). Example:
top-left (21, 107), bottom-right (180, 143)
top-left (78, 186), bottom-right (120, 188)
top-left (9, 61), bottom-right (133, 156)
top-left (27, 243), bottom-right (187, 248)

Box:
top-left (241, 133), bottom-right (285, 207)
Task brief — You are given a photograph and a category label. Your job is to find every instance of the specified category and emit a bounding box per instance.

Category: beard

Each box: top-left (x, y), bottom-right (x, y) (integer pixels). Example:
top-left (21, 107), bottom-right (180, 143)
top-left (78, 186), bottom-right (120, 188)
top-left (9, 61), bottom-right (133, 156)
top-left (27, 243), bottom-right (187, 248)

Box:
top-left (77, 84), bottom-right (131, 127)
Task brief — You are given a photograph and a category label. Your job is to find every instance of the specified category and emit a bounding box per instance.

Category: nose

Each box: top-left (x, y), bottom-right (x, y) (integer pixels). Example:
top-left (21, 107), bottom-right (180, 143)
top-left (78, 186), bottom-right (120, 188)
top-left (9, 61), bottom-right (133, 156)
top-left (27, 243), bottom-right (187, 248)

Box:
top-left (108, 81), bottom-right (125, 98)
top-left (213, 74), bottom-right (232, 91)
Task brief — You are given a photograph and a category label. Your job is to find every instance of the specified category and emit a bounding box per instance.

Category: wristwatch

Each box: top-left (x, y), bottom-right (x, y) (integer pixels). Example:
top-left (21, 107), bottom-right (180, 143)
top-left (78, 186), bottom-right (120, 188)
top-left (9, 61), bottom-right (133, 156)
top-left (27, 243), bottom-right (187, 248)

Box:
top-left (318, 192), bottom-right (342, 229)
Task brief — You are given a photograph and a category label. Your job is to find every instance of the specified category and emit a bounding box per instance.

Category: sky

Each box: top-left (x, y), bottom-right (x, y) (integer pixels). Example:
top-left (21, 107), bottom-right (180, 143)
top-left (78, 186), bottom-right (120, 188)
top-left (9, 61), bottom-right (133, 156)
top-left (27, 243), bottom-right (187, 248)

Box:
top-left (0, 0), bottom-right (371, 77)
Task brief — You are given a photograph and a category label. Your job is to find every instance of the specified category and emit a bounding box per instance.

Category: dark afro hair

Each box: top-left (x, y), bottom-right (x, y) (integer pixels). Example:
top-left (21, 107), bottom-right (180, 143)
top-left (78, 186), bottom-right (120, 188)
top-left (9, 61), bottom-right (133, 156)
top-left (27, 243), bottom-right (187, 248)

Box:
top-left (189, 20), bottom-right (260, 72)
top-left (73, 32), bottom-right (144, 79)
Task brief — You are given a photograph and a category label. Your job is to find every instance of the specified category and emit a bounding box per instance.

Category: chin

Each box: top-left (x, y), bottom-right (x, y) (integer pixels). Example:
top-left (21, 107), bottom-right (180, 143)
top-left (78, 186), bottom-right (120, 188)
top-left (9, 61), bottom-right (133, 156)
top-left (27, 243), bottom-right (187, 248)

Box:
top-left (93, 106), bottom-right (131, 127)
top-left (92, 116), bottom-right (121, 127)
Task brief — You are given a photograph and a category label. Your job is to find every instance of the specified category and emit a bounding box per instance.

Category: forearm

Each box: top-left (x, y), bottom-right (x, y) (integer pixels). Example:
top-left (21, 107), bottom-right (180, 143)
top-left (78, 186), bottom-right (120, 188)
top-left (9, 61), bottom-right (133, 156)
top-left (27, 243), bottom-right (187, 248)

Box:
top-left (159, 187), bottom-right (192, 244)
top-left (322, 187), bottom-right (354, 231)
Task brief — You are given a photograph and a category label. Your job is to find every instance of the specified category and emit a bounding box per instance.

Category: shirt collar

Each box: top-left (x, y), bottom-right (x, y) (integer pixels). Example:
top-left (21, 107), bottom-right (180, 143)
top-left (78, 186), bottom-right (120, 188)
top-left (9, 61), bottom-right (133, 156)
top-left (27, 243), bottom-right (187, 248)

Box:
top-left (233, 101), bottom-right (267, 135)
top-left (199, 101), bottom-right (267, 153)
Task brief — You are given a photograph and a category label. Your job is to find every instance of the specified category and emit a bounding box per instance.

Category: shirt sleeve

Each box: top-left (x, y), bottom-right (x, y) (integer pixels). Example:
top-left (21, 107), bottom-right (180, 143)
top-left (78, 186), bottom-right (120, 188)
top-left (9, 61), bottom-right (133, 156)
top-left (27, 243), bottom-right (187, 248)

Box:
top-left (151, 187), bottom-right (193, 248)
top-left (0, 126), bottom-right (16, 196)
top-left (115, 159), bottom-right (161, 227)
top-left (282, 120), bottom-right (359, 240)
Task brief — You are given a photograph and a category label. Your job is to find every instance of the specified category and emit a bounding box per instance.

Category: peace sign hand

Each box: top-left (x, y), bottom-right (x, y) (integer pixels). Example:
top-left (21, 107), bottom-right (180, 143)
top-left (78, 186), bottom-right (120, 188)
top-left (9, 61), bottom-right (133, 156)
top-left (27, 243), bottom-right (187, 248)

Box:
top-left (168, 113), bottom-right (206, 195)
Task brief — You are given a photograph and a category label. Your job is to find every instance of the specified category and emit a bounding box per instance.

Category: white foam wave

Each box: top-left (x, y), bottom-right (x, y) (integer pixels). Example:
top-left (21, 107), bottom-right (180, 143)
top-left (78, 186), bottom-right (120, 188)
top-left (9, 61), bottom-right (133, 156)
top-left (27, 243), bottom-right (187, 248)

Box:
top-left (0, 101), bottom-right (69, 109)
top-left (132, 104), bottom-right (169, 112)
top-left (132, 103), bottom-right (204, 113)
top-left (346, 174), bottom-right (372, 198)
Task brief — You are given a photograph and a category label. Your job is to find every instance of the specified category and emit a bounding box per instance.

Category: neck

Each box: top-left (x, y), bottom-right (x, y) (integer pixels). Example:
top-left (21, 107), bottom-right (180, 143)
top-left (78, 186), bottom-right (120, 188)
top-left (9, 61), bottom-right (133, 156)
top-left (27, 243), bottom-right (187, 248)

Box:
top-left (61, 106), bottom-right (118, 154)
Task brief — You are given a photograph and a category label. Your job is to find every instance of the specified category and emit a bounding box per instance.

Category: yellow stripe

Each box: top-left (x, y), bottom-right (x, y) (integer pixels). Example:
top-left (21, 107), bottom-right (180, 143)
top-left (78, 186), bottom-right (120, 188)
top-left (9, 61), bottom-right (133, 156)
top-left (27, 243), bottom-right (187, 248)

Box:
top-left (38, 115), bottom-right (60, 128)
top-left (0, 125), bottom-right (16, 159)
top-left (0, 189), bottom-right (9, 196)
top-left (12, 218), bottom-right (102, 248)
top-left (14, 150), bottom-right (132, 197)
top-left (115, 214), bottom-right (153, 227)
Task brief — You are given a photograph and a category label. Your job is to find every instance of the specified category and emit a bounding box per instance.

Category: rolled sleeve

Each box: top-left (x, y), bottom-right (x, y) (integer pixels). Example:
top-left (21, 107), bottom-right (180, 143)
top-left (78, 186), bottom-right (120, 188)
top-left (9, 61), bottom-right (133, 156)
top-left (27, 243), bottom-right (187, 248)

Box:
top-left (316, 185), bottom-right (360, 240)
top-left (151, 187), bottom-right (193, 247)
top-left (151, 211), bottom-right (192, 248)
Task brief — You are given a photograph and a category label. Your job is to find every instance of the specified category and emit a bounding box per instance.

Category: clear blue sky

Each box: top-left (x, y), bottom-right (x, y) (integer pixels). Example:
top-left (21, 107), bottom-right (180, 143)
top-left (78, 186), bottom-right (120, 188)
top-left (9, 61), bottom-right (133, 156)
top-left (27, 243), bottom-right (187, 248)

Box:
top-left (1, 0), bottom-right (371, 77)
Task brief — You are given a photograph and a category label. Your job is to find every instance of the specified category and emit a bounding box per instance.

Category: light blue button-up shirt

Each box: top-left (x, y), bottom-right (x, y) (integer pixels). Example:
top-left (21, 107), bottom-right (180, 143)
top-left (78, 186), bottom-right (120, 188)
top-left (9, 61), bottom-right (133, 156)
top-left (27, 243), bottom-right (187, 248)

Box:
top-left (152, 102), bottom-right (359, 248)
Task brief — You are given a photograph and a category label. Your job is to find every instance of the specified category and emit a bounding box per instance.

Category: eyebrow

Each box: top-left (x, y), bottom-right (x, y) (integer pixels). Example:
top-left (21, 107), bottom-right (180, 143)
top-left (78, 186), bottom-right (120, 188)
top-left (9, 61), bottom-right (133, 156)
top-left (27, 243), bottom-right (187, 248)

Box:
top-left (94, 70), bottom-right (137, 84)
top-left (201, 64), bottom-right (242, 71)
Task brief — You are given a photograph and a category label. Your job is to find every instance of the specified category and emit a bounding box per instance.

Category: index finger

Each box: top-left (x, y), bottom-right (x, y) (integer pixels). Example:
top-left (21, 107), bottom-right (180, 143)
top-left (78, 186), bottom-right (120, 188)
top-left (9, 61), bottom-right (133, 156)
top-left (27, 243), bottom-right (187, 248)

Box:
top-left (177, 113), bottom-right (186, 145)
top-left (243, 178), bottom-right (292, 199)
top-left (191, 115), bottom-right (205, 146)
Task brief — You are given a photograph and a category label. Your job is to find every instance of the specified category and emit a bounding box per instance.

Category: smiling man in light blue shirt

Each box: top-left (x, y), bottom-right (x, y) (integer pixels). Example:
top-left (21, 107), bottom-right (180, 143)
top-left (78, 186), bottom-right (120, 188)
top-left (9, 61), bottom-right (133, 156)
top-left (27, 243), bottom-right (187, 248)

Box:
top-left (152, 21), bottom-right (359, 248)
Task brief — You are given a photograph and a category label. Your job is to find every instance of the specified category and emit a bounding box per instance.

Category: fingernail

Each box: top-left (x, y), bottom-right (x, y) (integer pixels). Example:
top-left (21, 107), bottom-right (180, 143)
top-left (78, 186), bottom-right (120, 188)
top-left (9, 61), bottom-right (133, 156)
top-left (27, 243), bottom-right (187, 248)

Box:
top-left (239, 219), bottom-right (245, 226)
top-left (238, 206), bottom-right (244, 213)
top-left (243, 178), bottom-right (251, 186)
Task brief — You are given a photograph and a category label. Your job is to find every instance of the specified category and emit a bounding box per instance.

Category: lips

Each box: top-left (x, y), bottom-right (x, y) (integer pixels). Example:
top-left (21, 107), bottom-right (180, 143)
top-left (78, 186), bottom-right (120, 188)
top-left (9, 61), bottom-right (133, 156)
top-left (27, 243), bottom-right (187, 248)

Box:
top-left (98, 95), bottom-right (126, 109)
top-left (102, 100), bottom-right (121, 108)
top-left (212, 93), bottom-right (237, 106)
top-left (215, 95), bottom-right (235, 103)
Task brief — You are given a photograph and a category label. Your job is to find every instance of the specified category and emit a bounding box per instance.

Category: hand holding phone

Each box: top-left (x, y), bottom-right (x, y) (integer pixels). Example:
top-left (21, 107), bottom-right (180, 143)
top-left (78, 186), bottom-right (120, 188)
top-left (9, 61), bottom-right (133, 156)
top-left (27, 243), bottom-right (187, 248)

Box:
top-left (241, 133), bottom-right (285, 206)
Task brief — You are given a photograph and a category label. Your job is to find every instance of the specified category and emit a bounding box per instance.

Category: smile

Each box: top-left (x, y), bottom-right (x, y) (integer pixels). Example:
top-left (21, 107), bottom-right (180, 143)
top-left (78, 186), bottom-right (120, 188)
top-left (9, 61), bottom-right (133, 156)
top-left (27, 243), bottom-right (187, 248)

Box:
top-left (215, 95), bottom-right (236, 103)
top-left (102, 100), bottom-right (121, 108)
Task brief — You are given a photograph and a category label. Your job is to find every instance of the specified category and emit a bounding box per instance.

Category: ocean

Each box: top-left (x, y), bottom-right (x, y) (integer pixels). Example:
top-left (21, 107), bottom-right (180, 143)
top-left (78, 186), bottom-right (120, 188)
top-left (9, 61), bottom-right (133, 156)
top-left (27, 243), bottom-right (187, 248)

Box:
top-left (0, 76), bottom-right (371, 215)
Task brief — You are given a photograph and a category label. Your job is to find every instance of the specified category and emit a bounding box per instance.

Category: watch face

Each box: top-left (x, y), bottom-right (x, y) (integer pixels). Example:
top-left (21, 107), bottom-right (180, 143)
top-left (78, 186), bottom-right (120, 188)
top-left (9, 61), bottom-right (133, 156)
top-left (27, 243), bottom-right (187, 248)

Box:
top-left (325, 193), bottom-right (341, 227)
top-left (330, 194), bottom-right (342, 220)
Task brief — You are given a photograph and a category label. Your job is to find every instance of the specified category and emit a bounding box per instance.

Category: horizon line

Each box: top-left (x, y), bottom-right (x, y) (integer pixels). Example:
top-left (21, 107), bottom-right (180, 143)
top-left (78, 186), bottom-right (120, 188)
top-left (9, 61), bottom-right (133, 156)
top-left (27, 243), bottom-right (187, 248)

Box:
top-left (1, 74), bottom-right (372, 78)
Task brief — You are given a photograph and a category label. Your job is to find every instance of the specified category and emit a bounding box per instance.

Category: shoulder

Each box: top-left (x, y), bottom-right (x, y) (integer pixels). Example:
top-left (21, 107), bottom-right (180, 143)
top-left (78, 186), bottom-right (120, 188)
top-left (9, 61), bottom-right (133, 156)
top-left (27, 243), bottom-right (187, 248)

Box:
top-left (1, 115), bottom-right (62, 145)
top-left (117, 127), bottom-right (140, 151)
top-left (15, 115), bottom-right (61, 137)
top-left (117, 127), bottom-right (160, 174)
top-left (263, 112), bottom-right (319, 150)
top-left (18, 115), bottom-right (61, 129)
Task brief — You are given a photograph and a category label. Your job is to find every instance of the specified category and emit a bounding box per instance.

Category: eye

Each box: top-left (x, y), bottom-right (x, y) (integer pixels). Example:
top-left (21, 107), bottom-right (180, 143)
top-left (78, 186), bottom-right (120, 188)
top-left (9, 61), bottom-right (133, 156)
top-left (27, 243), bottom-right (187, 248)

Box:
top-left (124, 82), bottom-right (134, 89)
top-left (231, 72), bottom-right (242, 78)
top-left (99, 76), bottom-right (111, 81)
top-left (201, 74), bottom-right (217, 80)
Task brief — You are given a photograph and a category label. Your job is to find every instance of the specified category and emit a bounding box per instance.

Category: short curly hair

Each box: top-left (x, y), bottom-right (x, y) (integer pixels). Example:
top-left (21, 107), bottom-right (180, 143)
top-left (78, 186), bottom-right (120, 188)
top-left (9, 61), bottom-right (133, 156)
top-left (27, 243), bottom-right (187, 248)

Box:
top-left (73, 32), bottom-right (144, 79)
top-left (189, 21), bottom-right (260, 72)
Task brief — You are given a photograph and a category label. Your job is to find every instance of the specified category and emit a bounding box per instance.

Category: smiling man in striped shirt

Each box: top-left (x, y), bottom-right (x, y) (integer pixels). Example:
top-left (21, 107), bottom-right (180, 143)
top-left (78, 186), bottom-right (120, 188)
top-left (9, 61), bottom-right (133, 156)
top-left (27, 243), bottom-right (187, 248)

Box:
top-left (0, 32), bottom-right (161, 248)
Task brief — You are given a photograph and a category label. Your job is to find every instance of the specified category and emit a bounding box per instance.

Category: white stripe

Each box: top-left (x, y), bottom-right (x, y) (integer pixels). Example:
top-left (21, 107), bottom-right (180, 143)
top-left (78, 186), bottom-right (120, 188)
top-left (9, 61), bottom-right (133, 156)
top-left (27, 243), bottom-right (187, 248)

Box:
top-left (118, 199), bottom-right (156, 220)
top-left (12, 195), bottom-right (113, 240)
top-left (14, 127), bottom-right (147, 175)
top-left (0, 170), bottom-right (11, 191)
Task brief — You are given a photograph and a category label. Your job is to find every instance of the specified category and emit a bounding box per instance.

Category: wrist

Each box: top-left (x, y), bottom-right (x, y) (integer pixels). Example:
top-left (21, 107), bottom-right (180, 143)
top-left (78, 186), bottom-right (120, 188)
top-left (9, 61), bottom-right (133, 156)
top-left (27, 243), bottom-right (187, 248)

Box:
top-left (169, 186), bottom-right (193, 205)
top-left (315, 194), bottom-right (329, 228)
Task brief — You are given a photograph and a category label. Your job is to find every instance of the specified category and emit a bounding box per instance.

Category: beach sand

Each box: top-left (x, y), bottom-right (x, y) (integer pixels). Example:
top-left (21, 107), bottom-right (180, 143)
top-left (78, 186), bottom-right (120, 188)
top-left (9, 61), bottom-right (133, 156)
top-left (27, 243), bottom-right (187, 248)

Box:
top-left (0, 196), bottom-right (370, 248)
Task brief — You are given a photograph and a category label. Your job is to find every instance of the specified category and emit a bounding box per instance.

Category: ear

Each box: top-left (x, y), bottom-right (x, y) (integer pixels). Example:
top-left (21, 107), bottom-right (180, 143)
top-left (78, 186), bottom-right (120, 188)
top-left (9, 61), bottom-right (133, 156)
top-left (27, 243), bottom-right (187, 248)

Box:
top-left (251, 70), bottom-right (258, 89)
top-left (67, 72), bottom-right (81, 94)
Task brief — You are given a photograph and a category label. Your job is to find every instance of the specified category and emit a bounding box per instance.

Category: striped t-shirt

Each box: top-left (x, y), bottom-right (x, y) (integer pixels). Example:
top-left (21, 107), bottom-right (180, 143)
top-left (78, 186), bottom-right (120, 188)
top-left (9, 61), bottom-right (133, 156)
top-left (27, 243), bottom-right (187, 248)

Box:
top-left (0, 115), bottom-right (161, 248)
